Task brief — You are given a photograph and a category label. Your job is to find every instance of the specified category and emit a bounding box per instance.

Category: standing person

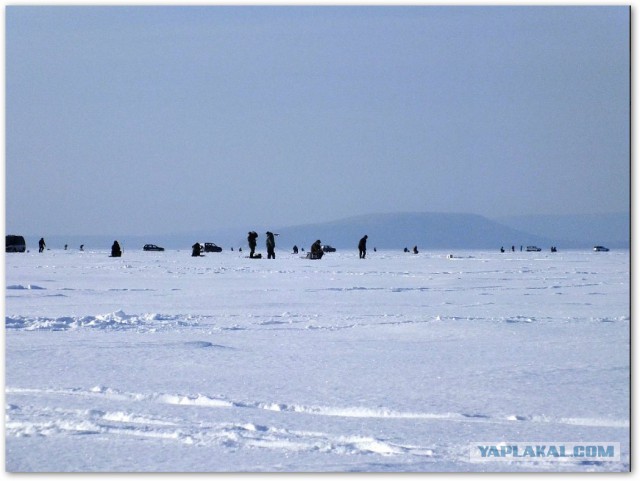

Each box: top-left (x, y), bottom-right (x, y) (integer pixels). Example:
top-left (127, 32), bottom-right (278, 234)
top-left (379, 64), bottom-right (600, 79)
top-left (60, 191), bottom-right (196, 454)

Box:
top-left (358, 235), bottom-right (368, 259)
top-left (38, 237), bottom-right (46, 253)
top-left (247, 231), bottom-right (258, 258)
top-left (266, 232), bottom-right (276, 259)
top-left (111, 240), bottom-right (122, 257)
top-left (192, 242), bottom-right (201, 257)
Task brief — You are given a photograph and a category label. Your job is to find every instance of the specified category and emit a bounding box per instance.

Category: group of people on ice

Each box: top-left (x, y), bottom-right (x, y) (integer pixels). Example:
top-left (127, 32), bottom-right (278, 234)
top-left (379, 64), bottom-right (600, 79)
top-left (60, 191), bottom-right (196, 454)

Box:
top-left (243, 233), bottom-right (373, 260)
top-left (245, 231), bottom-right (278, 259)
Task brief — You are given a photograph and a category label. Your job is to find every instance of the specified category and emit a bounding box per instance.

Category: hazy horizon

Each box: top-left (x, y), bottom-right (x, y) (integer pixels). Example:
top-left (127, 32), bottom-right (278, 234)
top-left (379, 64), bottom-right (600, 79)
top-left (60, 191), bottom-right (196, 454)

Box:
top-left (10, 209), bottom-right (630, 239)
top-left (6, 6), bottom-right (630, 236)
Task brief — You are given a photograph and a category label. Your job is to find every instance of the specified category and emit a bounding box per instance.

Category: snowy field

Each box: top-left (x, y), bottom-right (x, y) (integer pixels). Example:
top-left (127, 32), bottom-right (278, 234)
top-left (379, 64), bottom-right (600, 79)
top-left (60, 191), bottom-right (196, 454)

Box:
top-left (4, 247), bottom-right (629, 472)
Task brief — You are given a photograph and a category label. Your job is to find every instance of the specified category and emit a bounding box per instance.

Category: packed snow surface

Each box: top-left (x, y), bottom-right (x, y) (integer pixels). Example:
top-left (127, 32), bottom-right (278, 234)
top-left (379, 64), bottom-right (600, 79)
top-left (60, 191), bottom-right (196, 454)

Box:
top-left (5, 248), bottom-right (629, 472)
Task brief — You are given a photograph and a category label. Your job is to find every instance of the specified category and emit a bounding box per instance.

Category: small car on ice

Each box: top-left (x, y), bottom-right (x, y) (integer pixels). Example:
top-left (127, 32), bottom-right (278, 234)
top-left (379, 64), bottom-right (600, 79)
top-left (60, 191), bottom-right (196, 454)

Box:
top-left (204, 243), bottom-right (222, 253)
top-left (526, 246), bottom-right (542, 252)
top-left (593, 245), bottom-right (610, 252)
top-left (143, 244), bottom-right (165, 252)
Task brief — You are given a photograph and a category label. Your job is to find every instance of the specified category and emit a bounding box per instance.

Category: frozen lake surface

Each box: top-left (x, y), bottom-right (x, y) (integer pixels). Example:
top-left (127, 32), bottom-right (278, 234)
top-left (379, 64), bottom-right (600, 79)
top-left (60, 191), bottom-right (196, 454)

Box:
top-left (5, 248), bottom-right (629, 472)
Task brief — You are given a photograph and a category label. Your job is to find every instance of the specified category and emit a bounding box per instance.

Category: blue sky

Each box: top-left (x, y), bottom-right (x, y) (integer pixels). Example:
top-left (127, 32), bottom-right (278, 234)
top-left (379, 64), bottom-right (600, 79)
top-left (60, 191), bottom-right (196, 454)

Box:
top-left (6, 6), bottom-right (630, 236)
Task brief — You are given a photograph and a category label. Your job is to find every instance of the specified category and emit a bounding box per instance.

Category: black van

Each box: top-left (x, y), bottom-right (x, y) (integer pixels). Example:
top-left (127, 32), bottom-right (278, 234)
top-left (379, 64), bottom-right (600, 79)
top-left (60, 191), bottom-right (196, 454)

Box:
top-left (6, 235), bottom-right (26, 253)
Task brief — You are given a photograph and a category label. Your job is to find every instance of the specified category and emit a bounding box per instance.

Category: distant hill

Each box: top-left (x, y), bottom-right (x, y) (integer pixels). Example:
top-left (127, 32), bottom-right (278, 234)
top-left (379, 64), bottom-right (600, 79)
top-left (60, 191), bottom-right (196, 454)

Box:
top-left (273, 212), bottom-right (556, 250)
top-left (19, 211), bottom-right (629, 252)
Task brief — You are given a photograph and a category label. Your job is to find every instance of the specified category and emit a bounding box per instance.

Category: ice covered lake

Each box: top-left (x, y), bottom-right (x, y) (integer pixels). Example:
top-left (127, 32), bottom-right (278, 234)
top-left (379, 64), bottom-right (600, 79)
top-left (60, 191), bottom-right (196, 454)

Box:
top-left (4, 247), bottom-right (630, 472)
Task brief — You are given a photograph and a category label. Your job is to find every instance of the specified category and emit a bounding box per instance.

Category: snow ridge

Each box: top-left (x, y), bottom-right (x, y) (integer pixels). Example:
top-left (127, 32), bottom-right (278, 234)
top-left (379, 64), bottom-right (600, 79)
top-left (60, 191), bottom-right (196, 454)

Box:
top-left (5, 310), bottom-right (629, 332)
top-left (5, 311), bottom-right (200, 331)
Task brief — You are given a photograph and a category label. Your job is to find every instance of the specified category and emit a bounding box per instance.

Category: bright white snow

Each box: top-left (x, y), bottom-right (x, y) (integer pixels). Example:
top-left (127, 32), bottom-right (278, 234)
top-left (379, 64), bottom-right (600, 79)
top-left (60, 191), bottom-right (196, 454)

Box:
top-left (4, 247), bottom-right (629, 472)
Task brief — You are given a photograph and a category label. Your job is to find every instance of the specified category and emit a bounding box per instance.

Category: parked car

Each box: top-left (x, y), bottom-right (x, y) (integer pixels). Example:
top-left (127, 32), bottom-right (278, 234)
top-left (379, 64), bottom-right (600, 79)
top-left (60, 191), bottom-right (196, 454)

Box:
top-left (593, 245), bottom-right (610, 252)
top-left (6, 235), bottom-right (26, 253)
top-left (143, 244), bottom-right (165, 252)
top-left (526, 246), bottom-right (542, 252)
top-left (322, 245), bottom-right (336, 253)
top-left (204, 243), bottom-right (222, 253)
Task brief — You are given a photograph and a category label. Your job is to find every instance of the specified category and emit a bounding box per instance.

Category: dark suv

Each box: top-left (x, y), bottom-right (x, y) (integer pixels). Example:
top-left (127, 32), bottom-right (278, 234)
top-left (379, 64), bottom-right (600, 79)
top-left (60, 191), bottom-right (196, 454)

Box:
top-left (6, 235), bottom-right (26, 253)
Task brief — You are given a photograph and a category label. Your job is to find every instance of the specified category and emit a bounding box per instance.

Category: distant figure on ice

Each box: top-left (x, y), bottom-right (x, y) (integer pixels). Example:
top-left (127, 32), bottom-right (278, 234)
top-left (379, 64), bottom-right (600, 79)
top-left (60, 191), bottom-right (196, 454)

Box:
top-left (80, 244), bottom-right (84, 251)
top-left (413, 246), bottom-right (419, 254)
top-left (512, 245), bottom-right (515, 252)
top-left (308, 240), bottom-right (324, 259)
top-left (358, 235), bottom-right (368, 259)
top-left (404, 247), bottom-right (409, 253)
top-left (192, 242), bottom-right (201, 257)
top-left (111, 240), bottom-right (122, 257)
top-left (266, 232), bottom-right (277, 259)
top-left (500, 246), bottom-right (505, 253)
top-left (38, 237), bottom-right (46, 253)
top-left (64, 244), bottom-right (68, 251)
top-left (247, 231), bottom-right (258, 258)
top-left (292, 245), bottom-right (299, 254)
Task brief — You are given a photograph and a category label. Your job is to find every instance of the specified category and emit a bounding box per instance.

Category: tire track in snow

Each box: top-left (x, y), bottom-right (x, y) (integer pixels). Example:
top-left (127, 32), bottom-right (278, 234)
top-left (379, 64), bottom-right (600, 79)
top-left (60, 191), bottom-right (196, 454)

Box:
top-left (5, 395), bottom-right (434, 458)
top-left (7, 385), bottom-right (629, 428)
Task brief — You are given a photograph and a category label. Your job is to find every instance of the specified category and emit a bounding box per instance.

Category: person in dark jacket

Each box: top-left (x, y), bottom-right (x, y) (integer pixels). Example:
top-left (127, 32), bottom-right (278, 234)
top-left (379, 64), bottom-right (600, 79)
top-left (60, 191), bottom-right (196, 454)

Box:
top-left (266, 232), bottom-right (276, 259)
top-left (358, 235), bottom-right (368, 259)
top-left (111, 240), bottom-right (122, 257)
top-left (247, 231), bottom-right (258, 258)
top-left (38, 237), bottom-right (46, 253)
top-left (310, 240), bottom-right (324, 259)
top-left (192, 242), bottom-right (201, 257)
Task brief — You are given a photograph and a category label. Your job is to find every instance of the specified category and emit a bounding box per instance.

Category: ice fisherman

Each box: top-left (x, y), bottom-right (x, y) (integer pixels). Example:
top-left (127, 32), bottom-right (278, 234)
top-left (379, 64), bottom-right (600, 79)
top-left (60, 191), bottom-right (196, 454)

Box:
top-left (192, 242), bottom-right (201, 257)
top-left (247, 231), bottom-right (258, 258)
top-left (111, 240), bottom-right (122, 257)
top-left (266, 232), bottom-right (277, 259)
top-left (38, 237), bottom-right (46, 253)
top-left (310, 240), bottom-right (324, 259)
top-left (358, 235), bottom-right (368, 259)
